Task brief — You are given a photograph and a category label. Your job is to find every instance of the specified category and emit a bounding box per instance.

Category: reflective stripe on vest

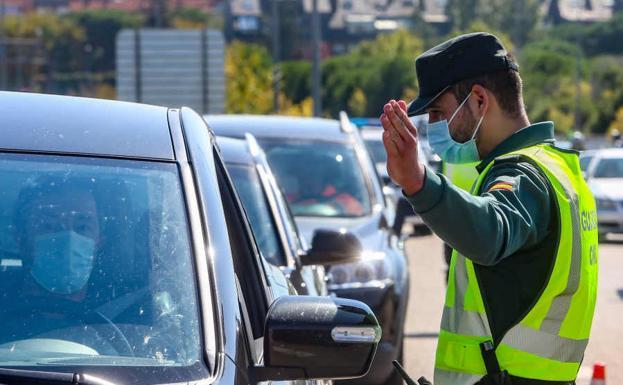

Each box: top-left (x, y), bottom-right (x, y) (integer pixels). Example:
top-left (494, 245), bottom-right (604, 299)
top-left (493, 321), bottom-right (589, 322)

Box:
top-left (435, 144), bottom-right (598, 384)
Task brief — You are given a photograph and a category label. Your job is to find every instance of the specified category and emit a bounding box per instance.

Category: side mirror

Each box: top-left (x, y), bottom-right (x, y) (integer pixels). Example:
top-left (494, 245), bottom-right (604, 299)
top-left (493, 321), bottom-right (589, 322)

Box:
top-left (253, 296), bottom-right (380, 382)
top-left (300, 229), bottom-right (362, 266)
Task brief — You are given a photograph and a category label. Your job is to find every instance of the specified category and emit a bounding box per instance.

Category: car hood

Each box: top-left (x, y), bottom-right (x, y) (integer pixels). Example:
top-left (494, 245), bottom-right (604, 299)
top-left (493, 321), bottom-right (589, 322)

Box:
top-left (588, 178), bottom-right (623, 200)
top-left (296, 213), bottom-right (388, 251)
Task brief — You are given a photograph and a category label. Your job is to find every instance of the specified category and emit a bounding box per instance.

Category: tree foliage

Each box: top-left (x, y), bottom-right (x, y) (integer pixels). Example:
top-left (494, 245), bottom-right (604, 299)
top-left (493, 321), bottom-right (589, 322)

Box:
top-left (321, 29), bottom-right (422, 117)
top-left (225, 41), bottom-right (274, 114)
top-left (445, 0), bottom-right (540, 46)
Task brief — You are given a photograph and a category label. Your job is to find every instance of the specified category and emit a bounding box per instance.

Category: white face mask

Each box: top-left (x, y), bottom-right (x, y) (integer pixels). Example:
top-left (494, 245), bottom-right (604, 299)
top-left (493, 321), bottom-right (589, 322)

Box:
top-left (426, 92), bottom-right (484, 164)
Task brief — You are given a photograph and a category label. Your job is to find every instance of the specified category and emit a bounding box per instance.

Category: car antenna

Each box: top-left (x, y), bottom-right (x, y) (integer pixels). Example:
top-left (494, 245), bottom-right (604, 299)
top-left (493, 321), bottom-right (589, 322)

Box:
top-left (392, 360), bottom-right (433, 385)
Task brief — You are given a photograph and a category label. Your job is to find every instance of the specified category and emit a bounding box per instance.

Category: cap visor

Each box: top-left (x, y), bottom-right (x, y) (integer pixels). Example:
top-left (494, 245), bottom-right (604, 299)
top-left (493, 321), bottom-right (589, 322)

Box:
top-left (406, 86), bottom-right (450, 117)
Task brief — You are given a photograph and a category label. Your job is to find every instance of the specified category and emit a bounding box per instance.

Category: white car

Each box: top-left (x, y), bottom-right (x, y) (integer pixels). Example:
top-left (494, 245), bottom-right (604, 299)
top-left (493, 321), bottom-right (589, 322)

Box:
top-left (581, 148), bottom-right (623, 239)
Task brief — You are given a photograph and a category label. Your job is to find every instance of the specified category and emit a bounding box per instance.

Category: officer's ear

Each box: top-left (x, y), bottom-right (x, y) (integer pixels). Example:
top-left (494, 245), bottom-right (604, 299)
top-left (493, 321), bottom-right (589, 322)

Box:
top-left (470, 84), bottom-right (489, 117)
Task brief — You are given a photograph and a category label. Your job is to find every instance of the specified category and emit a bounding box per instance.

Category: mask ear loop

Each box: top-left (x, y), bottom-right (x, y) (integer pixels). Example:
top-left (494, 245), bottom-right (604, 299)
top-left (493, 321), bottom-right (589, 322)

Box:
top-left (448, 91), bottom-right (472, 126)
top-left (471, 115), bottom-right (485, 141)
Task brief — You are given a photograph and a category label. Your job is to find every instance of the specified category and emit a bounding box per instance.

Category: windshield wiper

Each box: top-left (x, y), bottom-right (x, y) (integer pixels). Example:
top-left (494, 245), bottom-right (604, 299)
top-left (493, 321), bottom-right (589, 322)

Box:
top-left (0, 368), bottom-right (115, 385)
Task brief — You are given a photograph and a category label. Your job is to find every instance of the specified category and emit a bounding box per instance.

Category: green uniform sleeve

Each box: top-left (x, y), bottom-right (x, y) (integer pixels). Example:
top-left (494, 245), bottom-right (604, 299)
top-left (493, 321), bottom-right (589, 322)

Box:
top-left (405, 162), bottom-right (552, 266)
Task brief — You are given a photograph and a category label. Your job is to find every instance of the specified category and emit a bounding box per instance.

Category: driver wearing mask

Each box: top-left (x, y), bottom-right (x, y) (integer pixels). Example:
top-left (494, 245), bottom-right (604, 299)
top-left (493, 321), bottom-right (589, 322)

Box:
top-left (1, 177), bottom-right (100, 344)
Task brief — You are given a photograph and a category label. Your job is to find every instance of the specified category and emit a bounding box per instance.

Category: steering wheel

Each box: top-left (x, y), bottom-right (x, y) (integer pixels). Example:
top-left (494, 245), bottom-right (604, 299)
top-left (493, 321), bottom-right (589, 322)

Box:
top-left (8, 296), bottom-right (135, 356)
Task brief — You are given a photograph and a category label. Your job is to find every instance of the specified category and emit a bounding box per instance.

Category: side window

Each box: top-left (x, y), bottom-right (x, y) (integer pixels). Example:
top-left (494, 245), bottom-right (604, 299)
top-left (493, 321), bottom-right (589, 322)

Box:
top-left (214, 151), bottom-right (269, 340)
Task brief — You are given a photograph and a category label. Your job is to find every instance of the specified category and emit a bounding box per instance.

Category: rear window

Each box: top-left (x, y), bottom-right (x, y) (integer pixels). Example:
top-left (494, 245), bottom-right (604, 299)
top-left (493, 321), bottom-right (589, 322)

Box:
top-left (593, 157), bottom-right (623, 178)
top-left (259, 139), bottom-right (372, 218)
top-left (0, 153), bottom-right (202, 368)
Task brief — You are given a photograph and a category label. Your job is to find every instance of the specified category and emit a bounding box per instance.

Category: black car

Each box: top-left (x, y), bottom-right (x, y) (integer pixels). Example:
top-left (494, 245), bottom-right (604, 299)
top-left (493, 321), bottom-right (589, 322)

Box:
top-left (205, 114), bottom-right (410, 385)
top-left (0, 92), bottom-right (381, 385)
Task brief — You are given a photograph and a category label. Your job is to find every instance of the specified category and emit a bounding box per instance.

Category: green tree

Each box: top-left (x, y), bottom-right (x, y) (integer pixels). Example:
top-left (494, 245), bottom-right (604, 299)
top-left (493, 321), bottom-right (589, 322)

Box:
top-left (321, 29), bottom-right (423, 117)
top-left (445, 0), bottom-right (481, 31)
top-left (66, 10), bottom-right (144, 73)
top-left (281, 60), bottom-right (311, 104)
top-left (588, 55), bottom-right (623, 133)
top-left (520, 39), bottom-right (594, 133)
top-left (168, 7), bottom-right (224, 29)
top-left (550, 14), bottom-right (623, 56)
top-left (225, 41), bottom-right (274, 114)
top-left (2, 13), bottom-right (85, 91)
top-left (445, 0), bottom-right (539, 47)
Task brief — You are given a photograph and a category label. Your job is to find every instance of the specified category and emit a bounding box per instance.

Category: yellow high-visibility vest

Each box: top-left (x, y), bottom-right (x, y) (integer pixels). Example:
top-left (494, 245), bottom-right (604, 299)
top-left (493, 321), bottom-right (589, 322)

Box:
top-left (442, 162), bottom-right (479, 192)
top-left (435, 144), bottom-right (598, 384)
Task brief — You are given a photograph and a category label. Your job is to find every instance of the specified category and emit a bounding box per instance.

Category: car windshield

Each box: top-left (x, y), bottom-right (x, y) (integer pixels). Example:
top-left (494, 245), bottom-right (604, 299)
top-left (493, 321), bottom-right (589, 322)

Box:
top-left (0, 153), bottom-right (202, 368)
top-left (259, 139), bottom-right (372, 218)
top-left (227, 164), bottom-right (285, 266)
top-left (593, 157), bottom-right (623, 178)
top-left (364, 139), bottom-right (387, 164)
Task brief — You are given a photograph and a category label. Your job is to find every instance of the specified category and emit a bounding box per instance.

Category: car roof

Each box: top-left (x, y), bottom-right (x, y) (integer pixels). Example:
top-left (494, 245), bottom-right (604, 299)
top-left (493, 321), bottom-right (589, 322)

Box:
top-left (0, 92), bottom-right (174, 160)
top-left (205, 114), bottom-right (348, 142)
top-left (360, 128), bottom-right (383, 141)
top-left (589, 148), bottom-right (623, 159)
top-left (216, 136), bottom-right (254, 165)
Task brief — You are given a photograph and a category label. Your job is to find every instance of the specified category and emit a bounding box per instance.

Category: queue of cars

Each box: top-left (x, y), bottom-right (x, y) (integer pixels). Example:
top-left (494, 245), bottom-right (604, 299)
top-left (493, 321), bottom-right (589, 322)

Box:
top-left (205, 114), bottom-right (410, 385)
top-left (0, 92), bottom-right (383, 385)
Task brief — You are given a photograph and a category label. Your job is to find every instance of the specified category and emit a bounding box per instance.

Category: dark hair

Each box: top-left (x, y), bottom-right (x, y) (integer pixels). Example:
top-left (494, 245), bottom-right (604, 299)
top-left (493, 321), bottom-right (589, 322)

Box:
top-left (13, 177), bottom-right (97, 240)
top-left (451, 55), bottom-right (525, 119)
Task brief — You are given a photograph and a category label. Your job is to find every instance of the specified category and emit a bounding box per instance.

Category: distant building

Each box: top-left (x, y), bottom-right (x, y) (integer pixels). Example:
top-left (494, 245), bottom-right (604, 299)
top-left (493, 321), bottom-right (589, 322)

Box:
top-left (307, 0), bottom-right (448, 54)
top-left (225, 0), bottom-right (262, 40)
top-left (3, 0), bottom-right (220, 14)
top-left (544, 0), bottom-right (614, 24)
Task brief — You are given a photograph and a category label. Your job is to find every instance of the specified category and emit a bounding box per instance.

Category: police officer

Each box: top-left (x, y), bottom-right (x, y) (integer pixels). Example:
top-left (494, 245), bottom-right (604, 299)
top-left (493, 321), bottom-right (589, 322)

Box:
top-left (380, 33), bottom-right (598, 385)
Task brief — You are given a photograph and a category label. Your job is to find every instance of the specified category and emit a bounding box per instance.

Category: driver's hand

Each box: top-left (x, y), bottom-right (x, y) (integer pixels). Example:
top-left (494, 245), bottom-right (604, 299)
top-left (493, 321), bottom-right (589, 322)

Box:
top-left (380, 100), bottom-right (426, 196)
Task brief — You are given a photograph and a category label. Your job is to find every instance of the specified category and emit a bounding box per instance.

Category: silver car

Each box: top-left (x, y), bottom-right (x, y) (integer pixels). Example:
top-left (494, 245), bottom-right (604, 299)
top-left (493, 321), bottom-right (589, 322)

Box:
top-left (581, 148), bottom-right (623, 239)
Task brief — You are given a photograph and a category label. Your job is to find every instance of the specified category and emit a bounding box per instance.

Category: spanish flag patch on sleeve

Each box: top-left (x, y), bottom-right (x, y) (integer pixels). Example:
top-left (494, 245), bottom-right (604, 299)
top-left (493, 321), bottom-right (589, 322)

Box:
top-left (487, 182), bottom-right (515, 192)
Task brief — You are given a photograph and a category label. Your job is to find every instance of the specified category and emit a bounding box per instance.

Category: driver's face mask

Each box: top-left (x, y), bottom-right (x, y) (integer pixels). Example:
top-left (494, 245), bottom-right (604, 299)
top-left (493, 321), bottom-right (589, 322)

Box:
top-left (31, 231), bottom-right (95, 295)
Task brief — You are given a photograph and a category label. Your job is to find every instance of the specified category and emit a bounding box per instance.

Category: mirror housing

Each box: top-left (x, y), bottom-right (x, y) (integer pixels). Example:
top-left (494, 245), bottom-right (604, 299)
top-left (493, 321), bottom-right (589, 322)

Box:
top-left (254, 296), bottom-right (381, 382)
top-left (300, 229), bottom-right (362, 266)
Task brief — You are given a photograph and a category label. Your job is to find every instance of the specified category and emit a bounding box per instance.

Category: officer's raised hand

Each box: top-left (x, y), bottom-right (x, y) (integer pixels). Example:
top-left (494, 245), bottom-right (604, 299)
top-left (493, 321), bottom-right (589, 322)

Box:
top-left (380, 99), bottom-right (425, 196)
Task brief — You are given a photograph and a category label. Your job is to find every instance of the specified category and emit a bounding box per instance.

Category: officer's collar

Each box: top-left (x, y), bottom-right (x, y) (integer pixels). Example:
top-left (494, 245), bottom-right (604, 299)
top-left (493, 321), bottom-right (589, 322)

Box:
top-left (476, 121), bottom-right (555, 173)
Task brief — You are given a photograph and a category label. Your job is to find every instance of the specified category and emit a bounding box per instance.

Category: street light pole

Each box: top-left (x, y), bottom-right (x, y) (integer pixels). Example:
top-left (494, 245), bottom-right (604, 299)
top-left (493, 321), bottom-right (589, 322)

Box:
top-left (311, 0), bottom-right (322, 117)
top-left (272, 0), bottom-right (281, 113)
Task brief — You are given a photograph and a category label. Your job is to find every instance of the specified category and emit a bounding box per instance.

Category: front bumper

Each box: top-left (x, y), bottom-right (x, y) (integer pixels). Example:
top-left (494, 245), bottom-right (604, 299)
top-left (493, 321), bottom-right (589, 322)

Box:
top-left (336, 340), bottom-right (399, 385)
top-left (330, 280), bottom-right (409, 385)
top-left (330, 281), bottom-right (398, 340)
top-left (597, 209), bottom-right (623, 234)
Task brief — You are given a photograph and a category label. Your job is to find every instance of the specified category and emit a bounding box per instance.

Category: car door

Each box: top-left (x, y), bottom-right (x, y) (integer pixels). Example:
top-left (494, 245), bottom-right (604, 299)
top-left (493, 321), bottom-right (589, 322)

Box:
top-left (213, 146), bottom-right (319, 385)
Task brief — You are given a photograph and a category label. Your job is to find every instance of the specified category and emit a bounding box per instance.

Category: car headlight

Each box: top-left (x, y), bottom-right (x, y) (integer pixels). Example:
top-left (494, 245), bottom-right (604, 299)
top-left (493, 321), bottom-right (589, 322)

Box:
top-left (327, 251), bottom-right (394, 290)
top-left (596, 198), bottom-right (618, 211)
